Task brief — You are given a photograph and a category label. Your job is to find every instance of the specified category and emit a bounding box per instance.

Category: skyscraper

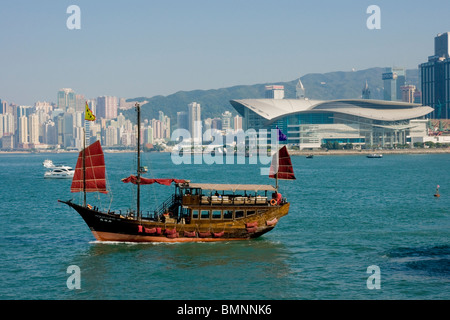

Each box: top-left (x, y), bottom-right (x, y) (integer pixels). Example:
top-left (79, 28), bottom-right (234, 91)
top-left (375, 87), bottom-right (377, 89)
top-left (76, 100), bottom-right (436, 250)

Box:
top-left (2, 113), bottom-right (14, 135)
top-left (75, 94), bottom-right (86, 112)
top-left (57, 88), bottom-right (76, 112)
top-left (419, 32), bottom-right (450, 119)
top-left (28, 113), bottom-right (40, 145)
top-left (43, 120), bottom-right (57, 145)
top-left (177, 111), bottom-right (189, 130)
top-left (188, 102), bottom-right (201, 141)
top-left (401, 85), bottom-right (416, 103)
top-left (265, 85), bottom-right (284, 99)
top-left (435, 32), bottom-right (450, 59)
top-left (382, 67), bottom-right (406, 101)
top-left (222, 111), bottom-right (232, 131)
top-left (97, 96), bottom-right (118, 120)
top-left (234, 115), bottom-right (242, 131)
top-left (18, 115), bottom-right (28, 145)
top-left (0, 114), bottom-right (3, 139)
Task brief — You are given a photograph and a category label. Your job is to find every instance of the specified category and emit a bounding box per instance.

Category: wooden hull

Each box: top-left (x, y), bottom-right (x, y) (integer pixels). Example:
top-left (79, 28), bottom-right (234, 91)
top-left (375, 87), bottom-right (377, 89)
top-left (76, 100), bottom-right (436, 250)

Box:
top-left (61, 201), bottom-right (289, 243)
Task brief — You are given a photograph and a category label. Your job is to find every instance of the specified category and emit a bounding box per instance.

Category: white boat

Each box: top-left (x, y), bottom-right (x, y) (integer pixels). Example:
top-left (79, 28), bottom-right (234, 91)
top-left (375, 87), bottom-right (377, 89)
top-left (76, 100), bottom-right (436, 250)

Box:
top-left (44, 167), bottom-right (75, 179)
top-left (367, 153), bottom-right (383, 158)
top-left (43, 159), bottom-right (74, 178)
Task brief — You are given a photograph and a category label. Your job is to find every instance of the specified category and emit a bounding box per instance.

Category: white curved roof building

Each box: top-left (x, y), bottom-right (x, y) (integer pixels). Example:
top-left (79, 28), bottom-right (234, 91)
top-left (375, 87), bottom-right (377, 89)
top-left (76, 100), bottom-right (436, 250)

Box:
top-left (229, 98), bottom-right (433, 149)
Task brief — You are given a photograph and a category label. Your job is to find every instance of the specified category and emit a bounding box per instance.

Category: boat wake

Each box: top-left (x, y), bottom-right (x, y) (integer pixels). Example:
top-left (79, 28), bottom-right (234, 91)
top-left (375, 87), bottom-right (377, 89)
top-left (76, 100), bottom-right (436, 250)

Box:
top-left (89, 240), bottom-right (173, 246)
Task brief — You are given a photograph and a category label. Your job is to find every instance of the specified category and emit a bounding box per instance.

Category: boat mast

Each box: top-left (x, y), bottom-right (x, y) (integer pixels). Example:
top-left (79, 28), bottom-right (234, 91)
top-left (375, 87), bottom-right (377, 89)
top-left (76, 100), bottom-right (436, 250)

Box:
top-left (136, 103), bottom-right (141, 220)
top-left (83, 127), bottom-right (86, 207)
top-left (275, 146), bottom-right (279, 192)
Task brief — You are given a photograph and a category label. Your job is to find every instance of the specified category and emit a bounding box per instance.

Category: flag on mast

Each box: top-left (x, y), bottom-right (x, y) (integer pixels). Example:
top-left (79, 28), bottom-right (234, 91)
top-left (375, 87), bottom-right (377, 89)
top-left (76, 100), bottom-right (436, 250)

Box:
top-left (276, 126), bottom-right (287, 141)
top-left (85, 102), bottom-right (96, 121)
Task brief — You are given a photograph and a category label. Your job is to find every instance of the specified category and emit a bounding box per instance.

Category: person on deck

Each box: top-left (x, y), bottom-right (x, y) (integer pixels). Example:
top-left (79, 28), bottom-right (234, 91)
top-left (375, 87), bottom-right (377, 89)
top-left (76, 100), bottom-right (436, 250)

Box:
top-left (272, 192), bottom-right (282, 205)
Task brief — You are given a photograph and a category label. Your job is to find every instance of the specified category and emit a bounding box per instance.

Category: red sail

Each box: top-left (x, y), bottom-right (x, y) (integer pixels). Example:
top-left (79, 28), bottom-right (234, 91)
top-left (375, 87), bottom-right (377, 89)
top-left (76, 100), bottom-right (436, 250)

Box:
top-left (269, 146), bottom-right (296, 180)
top-left (71, 140), bottom-right (108, 194)
top-left (121, 176), bottom-right (186, 186)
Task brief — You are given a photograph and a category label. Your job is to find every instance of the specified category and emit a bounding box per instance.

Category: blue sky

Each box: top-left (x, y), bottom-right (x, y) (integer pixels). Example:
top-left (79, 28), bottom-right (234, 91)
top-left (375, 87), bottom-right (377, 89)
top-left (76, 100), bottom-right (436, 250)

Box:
top-left (1, 0), bottom-right (450, 105)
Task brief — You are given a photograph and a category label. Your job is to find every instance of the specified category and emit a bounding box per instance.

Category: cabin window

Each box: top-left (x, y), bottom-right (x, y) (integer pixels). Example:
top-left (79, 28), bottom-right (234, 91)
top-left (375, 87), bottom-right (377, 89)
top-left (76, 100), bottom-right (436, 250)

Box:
top-left (192, 209), bottom-right (199, 219)
top-left (246, 210), bottom-right (256, 217)
top-left (201, 210), bottom-right (210, 219)
top-left (212, 210), bottom-right (222, 219)
top-left (258, 209), bottom-right (268, 215)
top-left (223, 210), bottom-right (233, 219)
top-left (235, 210), bottom-right (244, 219)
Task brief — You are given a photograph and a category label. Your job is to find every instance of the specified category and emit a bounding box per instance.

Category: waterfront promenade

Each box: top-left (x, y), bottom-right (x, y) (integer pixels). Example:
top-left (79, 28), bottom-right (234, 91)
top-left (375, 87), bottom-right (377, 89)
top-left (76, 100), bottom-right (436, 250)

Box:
top-left (290, 148), bottom-right (450, 156)
top-left (1, 147), bottom-right (450, 156)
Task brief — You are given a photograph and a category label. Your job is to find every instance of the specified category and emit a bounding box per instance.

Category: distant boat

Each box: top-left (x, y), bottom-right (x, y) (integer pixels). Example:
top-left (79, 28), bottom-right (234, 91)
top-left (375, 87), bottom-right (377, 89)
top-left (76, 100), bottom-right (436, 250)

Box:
top-left (44, 167), bottom-right (75, 179)
top-left (306, 154), bottom-right (314, 159)
top-left (140, 166), bottom-right (148, 174)
top-left (367, 154), bottom-right (383, 158)
top-left (43, 159), bottom-right (74, 179)
top-left (59, 104), bottom-right (296, 243)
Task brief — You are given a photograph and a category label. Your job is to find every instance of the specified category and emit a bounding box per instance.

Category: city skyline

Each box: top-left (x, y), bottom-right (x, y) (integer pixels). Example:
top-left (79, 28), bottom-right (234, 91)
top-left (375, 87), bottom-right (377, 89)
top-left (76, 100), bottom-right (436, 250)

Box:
top-left (1, 0), bottom-right (450, 105)
top-left (0, 85), bottom-right (245, 151)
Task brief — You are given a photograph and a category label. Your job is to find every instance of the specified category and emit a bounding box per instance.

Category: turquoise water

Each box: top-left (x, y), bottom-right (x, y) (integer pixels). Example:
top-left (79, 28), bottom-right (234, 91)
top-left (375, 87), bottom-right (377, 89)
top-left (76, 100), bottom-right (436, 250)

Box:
top-left (0, 152), bottom-right (449, 300)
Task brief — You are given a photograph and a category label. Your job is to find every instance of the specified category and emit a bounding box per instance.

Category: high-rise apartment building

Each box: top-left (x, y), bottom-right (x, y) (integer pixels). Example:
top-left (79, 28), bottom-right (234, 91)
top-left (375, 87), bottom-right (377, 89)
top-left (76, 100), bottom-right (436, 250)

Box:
top-left (18, 115), bottom-right (28, 145)
top-left (265, 85), bottom-right (285, 99)
top-left (2, 112), bottom-right (14, 135)
top-left (177, 111), bottom-right (189, 130)
top-left (63, 112), bottom-right (74, 148)
top-left (234, 115), bottom-right (242, 131)
top-left (401, 85), bottom-right (416, 103)
top-left (75, 94), bottom-right (86, 112)
top-left (105, 126), bottom-right (119, 146)
top-left (57, 88), bottom-right (76, 112)
top-left (152, 119), bottom-right (162, 139)
top-left (144, 125), bottom-right (153, 144)
top-left (43, 120), bottom-right (57, 145)
top-left (188, 102), bottom-right (201, 141)
top-left (222, 111), bottom-right (232, 131)
top-left (382, 67), bottom-right (406, 101)
top-left (97, 96), bottom-right (118, 120)
top-left (34, 101), bottom-right (53, 114)
top-left (419, 32), bottom-right (450, 119)
top-left (28, 113), bottom-right (40, 145)
top-left (0, 114), bottom-right (3, 139)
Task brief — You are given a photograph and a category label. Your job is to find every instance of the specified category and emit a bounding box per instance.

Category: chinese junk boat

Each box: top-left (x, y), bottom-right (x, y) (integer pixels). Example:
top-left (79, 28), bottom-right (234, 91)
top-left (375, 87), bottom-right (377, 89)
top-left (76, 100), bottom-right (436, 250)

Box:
top-left (59, 104), bottom-right (295, 243)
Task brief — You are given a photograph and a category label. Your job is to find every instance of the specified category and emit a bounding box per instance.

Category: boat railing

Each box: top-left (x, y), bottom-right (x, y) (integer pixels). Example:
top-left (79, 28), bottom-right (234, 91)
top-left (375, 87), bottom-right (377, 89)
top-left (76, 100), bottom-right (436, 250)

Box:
top-left (153, 194), bottom-right (176, 216)
top-left (199, 195), bottom-right (269, 206)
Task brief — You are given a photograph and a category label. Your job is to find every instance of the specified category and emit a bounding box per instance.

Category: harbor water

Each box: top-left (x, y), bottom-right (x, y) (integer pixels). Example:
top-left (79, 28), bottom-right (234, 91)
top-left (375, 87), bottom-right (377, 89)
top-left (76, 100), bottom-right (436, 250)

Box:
top-left (0, 152), bottom-right (449, 300)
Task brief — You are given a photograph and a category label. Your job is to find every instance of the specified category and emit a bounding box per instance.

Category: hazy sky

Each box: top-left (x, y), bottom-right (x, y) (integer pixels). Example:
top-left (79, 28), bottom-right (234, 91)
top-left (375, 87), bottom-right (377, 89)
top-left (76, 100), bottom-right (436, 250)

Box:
top-left (1, 0), bottom-right (450, 105)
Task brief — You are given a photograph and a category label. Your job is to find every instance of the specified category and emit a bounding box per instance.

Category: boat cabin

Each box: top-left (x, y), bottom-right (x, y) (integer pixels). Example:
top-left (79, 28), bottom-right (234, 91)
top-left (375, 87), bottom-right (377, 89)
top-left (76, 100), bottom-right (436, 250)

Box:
top-left (144, 181), bottom-right (284, 224)
top-left (178, 182), bottom-right (278, 206)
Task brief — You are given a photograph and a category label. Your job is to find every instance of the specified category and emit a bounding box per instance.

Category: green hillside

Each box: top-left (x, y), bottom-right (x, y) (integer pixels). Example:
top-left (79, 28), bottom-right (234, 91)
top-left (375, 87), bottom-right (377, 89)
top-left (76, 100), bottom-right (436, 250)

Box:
top-left (124, 67), bottom-right (419, 123)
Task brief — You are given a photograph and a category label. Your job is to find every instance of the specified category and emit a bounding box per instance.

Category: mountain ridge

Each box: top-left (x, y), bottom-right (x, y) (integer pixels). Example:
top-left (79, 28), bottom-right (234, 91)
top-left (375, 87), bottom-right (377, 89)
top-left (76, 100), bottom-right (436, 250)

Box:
top-left (124, 67), bottom-right (419, 123)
